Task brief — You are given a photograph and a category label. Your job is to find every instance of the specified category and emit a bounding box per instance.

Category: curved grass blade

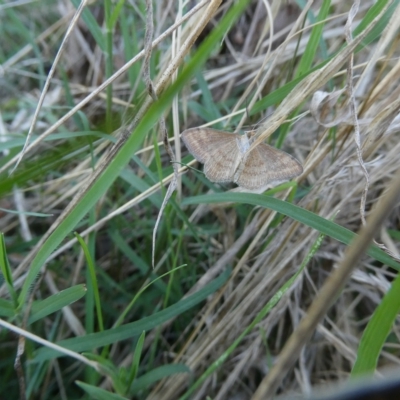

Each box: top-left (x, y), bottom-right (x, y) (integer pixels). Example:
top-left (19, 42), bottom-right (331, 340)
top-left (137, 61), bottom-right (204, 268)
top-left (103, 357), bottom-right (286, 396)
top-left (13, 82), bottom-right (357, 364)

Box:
top-left (33, 268), bottom-right (230, 361)
top-left (351, 272), bottom-right (400, 376)
top-left (182, 192), bottom-right (400, 271)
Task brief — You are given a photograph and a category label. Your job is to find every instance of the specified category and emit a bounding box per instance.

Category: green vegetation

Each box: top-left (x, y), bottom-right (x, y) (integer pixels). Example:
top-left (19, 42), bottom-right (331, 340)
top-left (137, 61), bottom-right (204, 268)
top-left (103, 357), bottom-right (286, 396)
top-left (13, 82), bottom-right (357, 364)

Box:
top-left (1, 0), bottom-right (400, 398)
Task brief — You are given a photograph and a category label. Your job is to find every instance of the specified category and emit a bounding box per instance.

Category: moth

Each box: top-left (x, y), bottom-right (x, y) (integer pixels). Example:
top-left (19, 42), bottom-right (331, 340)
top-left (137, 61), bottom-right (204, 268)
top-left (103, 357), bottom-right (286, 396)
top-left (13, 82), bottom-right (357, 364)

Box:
top-left (181, 127), bottom-right (303, 190)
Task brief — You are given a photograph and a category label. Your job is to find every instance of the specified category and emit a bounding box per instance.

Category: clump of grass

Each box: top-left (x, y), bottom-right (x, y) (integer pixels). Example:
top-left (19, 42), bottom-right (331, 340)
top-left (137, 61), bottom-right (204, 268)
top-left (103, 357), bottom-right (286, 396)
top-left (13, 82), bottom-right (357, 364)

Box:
top-left (1, 1), bottom-right (400, 399)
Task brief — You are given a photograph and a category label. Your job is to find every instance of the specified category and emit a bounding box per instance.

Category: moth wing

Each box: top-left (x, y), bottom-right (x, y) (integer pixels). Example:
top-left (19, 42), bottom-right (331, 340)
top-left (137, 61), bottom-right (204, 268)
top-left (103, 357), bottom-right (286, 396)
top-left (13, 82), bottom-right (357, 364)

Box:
top-left (181, 128), bottom-right (237, 163)
top-left (235, 143), bottom-right (303, 189)
top-left (203, 137), bottom-right (241, 183)
top-left (182, 128), bottom-right (242, 183)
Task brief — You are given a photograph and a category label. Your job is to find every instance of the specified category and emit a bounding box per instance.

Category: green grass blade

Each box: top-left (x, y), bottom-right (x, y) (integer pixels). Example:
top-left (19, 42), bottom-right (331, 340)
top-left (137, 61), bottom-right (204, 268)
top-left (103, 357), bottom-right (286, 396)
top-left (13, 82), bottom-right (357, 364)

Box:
top-left (129, 364), bottom-right (190, 395)
top-left (0, 298), bottom-right (14, 318)
top-left (75, 381), bottom-right (129, 400)
top-left (75, 232), bottom-right (104, 331)
top-left (351, 272), bottom-right (400, 376)
top-left (126, 331), bottom-right (145, 390)
top-left (0, 233), bottom-right (18, 305)
top-left (109, 0), bottom-right (127, 29)
top-left (182, 193), bottom-right (400, 271)
top-left (353, 0), bottom-right (399, 39)
top-left (296, 0), bottom-right (331, 78)
top-left (29, 284), bottom-right (87, 325)
top-left (33, 268), bottom-right (230, 361)
top-left (194, 70), bottom-right (222, 122)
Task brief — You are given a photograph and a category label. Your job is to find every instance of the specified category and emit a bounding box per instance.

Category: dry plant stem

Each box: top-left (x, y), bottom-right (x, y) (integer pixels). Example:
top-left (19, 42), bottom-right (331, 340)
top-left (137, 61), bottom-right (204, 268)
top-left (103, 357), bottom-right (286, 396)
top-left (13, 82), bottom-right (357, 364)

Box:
top-left (249, 0), bottom-right (392, 149)
top-left (0, 318), bottom-right (99, 370)
top-left (228, 0), bottom-right (275, 131)
top-left (345, 1), bottom-right (369, 227)
top-left (363, 96), bottom-right (400, 158)
top-left (143, 0), bottom-right (156, 99)
top-left (343, 4), bottom-right (399, 262)
top-left (0, 0), bottom-right (210, 176)
top-left (143, 0), bottom-right (179, 268)
top-left (11, 0), bottom-right (223, 298)
top-left (356, 5), bottom-right (400, 262)
top-left (12, 0), bottom-right (90, 172)
top-left (355, 4), bottom-right (400, 109)
top-left (15, 335), bottom-right (26, 400)
top-left (251, 0), bottom-right (273, 55)
top-left (232, 0), bottom-right (315, 132)
top-left (251, 169), bottom-right (400, 400)
top-left (171, 4), bottom-right (183, 198)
